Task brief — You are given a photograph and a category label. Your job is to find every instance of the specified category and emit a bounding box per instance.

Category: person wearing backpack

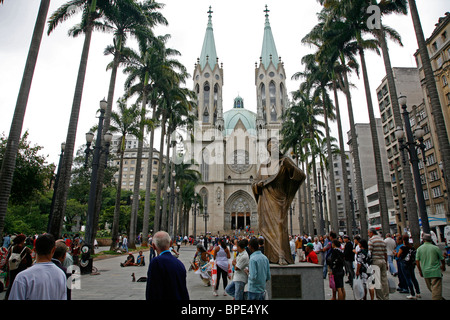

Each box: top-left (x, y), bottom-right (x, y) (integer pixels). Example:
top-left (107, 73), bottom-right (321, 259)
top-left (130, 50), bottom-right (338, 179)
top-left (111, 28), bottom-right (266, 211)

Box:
top-left (4, 234), bottom-right (32, 300)
top-left (397, 234), bottom-right (421, 300)
top-left (327, 239), bottom-right (346, 300)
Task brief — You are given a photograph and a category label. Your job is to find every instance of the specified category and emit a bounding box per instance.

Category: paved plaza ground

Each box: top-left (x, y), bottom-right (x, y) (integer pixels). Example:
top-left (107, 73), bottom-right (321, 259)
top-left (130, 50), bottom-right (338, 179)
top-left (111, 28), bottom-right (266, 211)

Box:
top-left (2, 244), bottom-right (449, 302)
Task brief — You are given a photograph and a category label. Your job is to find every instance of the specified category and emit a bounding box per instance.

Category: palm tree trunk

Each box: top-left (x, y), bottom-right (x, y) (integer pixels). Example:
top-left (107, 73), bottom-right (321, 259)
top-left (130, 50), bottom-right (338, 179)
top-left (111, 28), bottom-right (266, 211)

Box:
top-left (129, 91), bottom-right (148, 249)
top-left (161, 132), bottom-right (171, 231)
top-left (92, 47), bottom-right (121, 249)
top-left (142, 100), bottom-right (157, 245)
top-left (322, 90), bottom-right (338, 233)
top-left (304, 147), bottom-right (314, 235)
top-left (332, 79), bottom-right (352, 235)
top-left (338, 64), bottom-right (368, 239)
top-left (409, 0), bottom-right (450, 236)
top-left (359, 48), bottom-right (390, 234)
top-left (50, 21), bottom-right (94, 239)
top-left (301, 161), bottom-right (308, 235)
top-left (377, 26), bottom-right (419, 243)
top-left (153, 110), bottom-right (167, 231)
top-left (110, 141), bottom-right (125, 251)
top-left (0, 0), bottom-right (50, 239)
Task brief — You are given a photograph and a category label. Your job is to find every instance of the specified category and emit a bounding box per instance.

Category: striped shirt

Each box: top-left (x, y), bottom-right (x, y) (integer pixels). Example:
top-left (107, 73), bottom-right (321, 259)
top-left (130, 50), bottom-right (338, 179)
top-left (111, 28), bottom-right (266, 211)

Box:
top-left (368, 235), bottom-right (387, 261)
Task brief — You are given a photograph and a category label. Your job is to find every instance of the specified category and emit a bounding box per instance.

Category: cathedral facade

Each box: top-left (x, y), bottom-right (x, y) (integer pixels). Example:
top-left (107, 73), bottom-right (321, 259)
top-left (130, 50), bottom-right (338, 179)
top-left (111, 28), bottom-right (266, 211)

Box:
top-left (189, 7), bottom-right (289, 236)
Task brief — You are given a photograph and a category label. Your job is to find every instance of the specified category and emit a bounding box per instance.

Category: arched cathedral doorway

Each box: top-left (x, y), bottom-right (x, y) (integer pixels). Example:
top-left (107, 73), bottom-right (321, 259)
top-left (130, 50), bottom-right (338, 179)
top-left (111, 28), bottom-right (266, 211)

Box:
top-left (224, 190), bottom-right (257, 233)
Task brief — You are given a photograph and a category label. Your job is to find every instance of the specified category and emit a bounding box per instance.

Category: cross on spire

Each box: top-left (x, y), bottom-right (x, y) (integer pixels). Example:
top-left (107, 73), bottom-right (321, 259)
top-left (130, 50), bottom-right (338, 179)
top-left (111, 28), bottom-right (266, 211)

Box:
top-left (264, 5), bottom-right (270, 17)
top-left (208, 6), bottom-right (213, 18)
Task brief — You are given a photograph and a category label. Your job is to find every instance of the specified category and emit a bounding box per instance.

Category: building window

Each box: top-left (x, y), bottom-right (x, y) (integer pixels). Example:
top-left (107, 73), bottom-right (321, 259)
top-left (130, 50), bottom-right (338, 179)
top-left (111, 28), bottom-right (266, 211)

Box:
top-left (269, 81), bottom-right (276, 108)
top-left (426, 153), bottom-right (436, 165)
top-left (201, 149), bottom-right (209, 182)
top-left (443, 75), bottom-right (448, 87)
top-left (435, 203), bottom-right (445, 215)
top-left (429, 170), bottom-right (439, 181)
top-left (423, 139), bottom-right (433, 150)
top-left (423, 189), bottom-right (429, 200)
top-left (431, 186), bottom-right (442, 198)
top-left (203, 82), bottom-right (210, 123)
top-left (431, 41), bottom-right (438, 52)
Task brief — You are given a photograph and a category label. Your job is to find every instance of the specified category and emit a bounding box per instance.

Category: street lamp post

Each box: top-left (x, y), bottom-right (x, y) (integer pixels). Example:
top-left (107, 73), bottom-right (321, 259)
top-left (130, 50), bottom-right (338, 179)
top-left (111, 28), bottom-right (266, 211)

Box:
top-left (315, 172), bottom-right (326, 236)
top-left (192, 193), bottom-right (198, 239)
top-left (82, 99), bottom-right (113, 273)
top-left (203, 204), bottom-right (209, 236)
top-left (395, 96), bottom-right (430, 236)
top-left (167, 177), bottom-right (180, 239)
top-left (289, 202), bottom-right (295, 236)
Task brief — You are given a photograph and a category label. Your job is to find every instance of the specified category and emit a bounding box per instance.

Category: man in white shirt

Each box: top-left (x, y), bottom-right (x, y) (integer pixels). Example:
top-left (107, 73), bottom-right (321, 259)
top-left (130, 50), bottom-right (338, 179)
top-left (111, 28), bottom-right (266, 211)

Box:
top-left (313, 237), bottom-right (323, 265)
top-left (289, 236), bottom-right (296, 262)
top-left (8, 233), bottom-right (67, 300)
top-left (384, 233), bottom-right (397, 276)
top-left (225, 240), bottom-right (249, 300)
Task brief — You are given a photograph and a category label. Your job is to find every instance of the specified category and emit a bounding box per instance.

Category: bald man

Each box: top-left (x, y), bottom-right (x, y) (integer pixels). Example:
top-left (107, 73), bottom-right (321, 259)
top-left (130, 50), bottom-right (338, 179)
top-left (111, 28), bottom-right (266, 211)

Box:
top-left (145, 231), bottom-right (189, 300)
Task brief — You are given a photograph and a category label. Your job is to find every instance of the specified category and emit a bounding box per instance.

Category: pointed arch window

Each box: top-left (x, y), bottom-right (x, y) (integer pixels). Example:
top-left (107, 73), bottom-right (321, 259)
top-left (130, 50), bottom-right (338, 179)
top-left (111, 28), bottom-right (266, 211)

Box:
top-left (280, 83), bottom-right (284, 107)
top-left (201, 148), bottom-right (209, 182)
top-left (270, 105), bottom-right (277, 122)
top-left (260, 83), bottom-right (266, 122)
top-left (200, 187), bottom-right (208, 212)
top-left (269, 81), bottom-right (276, 106)
top-left (195, 84), bottom-right (200, 118)
top-left (203, 82), bottom-right (210, 123)
top-left (213, 84), bottom-right (219, 125)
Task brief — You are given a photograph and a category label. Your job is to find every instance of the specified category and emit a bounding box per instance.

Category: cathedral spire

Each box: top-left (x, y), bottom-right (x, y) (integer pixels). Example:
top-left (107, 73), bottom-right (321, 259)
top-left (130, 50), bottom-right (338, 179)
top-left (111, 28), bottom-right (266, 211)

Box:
top-left (199, 6), bottom-right (218, 70)
top-left (260, 5), bottom-right (279, 70)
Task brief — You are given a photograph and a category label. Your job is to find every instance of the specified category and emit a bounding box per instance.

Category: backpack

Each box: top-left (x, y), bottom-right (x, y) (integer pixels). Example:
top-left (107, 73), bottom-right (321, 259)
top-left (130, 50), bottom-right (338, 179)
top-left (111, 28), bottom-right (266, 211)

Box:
top-left (403, 247), bottom-right (416, 266)
top-left (8, 246), bottom-right (27, 271)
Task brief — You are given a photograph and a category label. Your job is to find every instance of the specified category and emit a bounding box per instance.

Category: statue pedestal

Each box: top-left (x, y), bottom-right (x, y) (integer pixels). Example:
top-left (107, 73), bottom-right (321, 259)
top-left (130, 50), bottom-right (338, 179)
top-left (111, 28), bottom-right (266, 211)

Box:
top-left (266, 263), bottom-right (324, 300)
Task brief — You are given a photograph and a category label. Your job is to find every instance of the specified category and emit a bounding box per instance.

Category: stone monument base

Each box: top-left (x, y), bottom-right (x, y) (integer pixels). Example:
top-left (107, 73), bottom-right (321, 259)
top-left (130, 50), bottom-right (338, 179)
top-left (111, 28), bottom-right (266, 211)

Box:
top-left (266, 262), bottom-right (324, 300)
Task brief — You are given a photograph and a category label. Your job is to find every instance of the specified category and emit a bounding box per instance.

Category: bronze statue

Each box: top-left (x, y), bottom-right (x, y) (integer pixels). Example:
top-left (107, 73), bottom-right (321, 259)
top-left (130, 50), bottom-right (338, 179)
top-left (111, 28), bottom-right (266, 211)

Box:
top-left (252, 138), bottom-right (305, 265)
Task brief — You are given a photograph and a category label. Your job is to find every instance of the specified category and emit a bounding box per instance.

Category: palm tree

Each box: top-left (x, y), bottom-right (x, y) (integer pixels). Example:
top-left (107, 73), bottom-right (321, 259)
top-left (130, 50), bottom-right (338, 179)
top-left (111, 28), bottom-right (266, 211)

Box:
top-left (123, 33), bottom-right (188, 244)
top-left (338, 0), bottom-right (392, 234)
top-left (283, 88), bottom-right (326, 235)
top-left (0, 0), bottom-right (51, 239)
top-left (159, 86), bottom-right (195, 232)
top-left (173, 160), bottom-right (201, 237)
top-left (409, 0), bottom-right (450, 235)
top-left (306, 4), bottom-right (370, 238)
top-left (46, 0), bottom-right (103, 239)
top-left (107, 98), bottom-right (141, 250)
top-left (281, 96), bottom-right (309, 234)
top-left (90, 0), bottom-right (167, 248)
top-left (294, 51), bottom-right (339, 234)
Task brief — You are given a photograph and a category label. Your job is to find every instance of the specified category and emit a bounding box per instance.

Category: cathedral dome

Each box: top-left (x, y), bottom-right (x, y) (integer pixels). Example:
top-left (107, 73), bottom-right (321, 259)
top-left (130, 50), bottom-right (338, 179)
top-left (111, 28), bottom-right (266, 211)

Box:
top-left (223, 96), bottom-right (257, 136)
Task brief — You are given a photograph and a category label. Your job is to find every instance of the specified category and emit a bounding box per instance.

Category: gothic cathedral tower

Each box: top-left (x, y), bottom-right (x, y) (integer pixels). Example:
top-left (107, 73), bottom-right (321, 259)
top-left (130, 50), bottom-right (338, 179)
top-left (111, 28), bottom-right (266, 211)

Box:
top-left (193, 7), bottom-right (224, 132)
top-left (255, 5), bottom-right (288, 142)
top-left (188, 6), bottom-right (292, 237)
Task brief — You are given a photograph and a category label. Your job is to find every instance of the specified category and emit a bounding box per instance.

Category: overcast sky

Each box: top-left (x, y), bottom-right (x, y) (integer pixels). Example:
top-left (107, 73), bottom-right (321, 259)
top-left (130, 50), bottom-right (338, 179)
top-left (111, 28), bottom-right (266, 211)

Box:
top-left (0, 0), bottom-right (448, 167)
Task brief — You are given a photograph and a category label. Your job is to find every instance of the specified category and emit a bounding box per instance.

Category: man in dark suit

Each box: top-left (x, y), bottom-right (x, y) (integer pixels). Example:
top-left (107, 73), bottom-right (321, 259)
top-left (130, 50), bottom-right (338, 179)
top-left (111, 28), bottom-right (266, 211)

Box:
top-left (145, 231), bottom-right (189, 300)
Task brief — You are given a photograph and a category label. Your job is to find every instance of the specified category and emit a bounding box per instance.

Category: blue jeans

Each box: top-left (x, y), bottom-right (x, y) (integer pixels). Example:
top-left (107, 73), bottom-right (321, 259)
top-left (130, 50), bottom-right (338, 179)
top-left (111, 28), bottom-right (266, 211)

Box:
top-left (387, 255), bottom-right (397, 275)
top-left (401, 261), bottom-right (420, 296)
top-left (225, 281), bottom-right (246, 300)
top-left (247, 291), bottom-right (265, 300)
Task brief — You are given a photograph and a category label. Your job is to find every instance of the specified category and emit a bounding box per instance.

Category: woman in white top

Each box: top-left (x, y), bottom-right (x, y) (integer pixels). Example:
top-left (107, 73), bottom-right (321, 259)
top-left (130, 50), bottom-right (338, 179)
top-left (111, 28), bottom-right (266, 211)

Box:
top-left (213, 238), bottom-right (230, 296)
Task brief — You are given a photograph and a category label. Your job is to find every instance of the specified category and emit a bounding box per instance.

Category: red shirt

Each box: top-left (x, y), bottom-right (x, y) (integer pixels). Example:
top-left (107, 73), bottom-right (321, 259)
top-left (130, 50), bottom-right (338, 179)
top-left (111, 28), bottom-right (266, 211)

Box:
top-left (306, 251), bottom-right (318, 264)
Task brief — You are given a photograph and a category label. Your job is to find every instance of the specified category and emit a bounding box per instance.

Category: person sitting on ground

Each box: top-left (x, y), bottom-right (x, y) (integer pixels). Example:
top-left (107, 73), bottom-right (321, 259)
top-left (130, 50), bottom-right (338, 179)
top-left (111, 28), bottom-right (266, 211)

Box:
top-left (121, 253), bottom-right (136, 267)
top-left (136, 251), bottom-right (145, 266)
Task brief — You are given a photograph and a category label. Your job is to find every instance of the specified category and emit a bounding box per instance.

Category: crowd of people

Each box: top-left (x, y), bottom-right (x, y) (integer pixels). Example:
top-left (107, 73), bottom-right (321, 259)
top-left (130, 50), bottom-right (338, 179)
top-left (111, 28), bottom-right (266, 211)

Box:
top-left (182, 228), bottom-right (447, 301)
top-left (1, 228), bottom-right (446, 301)
top-left (1, 233), bottom-right (77, 300)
